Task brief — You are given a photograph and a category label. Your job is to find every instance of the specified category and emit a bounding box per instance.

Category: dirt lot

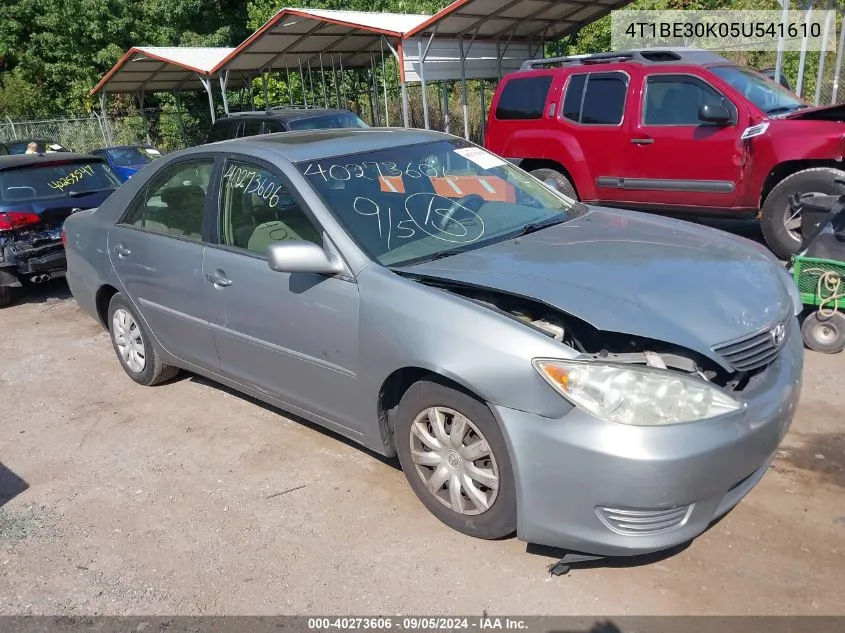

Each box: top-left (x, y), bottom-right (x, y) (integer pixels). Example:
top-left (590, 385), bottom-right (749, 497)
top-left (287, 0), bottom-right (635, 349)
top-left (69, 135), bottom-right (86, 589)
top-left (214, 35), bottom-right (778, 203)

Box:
top-left (1, 279), bottom-right (844, 616)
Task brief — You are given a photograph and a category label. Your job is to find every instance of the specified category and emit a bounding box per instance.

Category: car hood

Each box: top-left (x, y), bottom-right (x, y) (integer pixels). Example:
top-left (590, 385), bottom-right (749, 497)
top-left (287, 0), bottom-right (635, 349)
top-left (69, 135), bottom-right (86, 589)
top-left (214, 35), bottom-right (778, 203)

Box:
top-left (779, 103), bottom-right (845, 121)
top-left (401, 208), bottom-right (790, 364)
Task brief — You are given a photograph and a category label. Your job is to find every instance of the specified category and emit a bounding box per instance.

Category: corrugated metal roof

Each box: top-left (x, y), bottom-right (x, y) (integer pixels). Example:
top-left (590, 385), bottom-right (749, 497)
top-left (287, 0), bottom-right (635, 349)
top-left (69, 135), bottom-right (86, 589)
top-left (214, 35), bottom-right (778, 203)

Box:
top-left (406, 0), bottom-right (635, 41)
top-left (90, 46), bottom-right (247, 95)
top-left (211, 8), bottom-right (431, 75)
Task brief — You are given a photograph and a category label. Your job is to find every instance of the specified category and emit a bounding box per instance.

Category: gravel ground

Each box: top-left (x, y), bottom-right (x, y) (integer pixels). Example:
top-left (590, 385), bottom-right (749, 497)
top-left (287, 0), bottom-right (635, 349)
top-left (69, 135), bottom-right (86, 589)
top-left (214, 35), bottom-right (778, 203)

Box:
top-left (0, 279), bottom-right (843, 616)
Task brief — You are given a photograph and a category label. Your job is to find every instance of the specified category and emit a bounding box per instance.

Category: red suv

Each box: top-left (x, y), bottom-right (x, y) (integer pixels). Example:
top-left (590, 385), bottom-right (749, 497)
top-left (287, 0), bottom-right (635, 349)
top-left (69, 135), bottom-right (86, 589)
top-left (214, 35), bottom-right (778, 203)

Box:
top-left (485, 48), bottom-right (845, 258)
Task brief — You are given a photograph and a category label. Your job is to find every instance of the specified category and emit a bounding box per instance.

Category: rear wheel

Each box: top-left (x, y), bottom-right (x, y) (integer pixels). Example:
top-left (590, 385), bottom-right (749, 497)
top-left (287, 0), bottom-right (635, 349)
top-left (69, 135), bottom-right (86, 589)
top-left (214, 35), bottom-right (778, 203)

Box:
top-left (802, 311), bottom-right (845, 354)
top-left (107, 293), bottom-right (179, 385)
top-left (395, 377), bottom-right (517, 539)
top-left (761, 167), bottom-right (845, 259)
top-left (530, 168), bottom-right (578, 200)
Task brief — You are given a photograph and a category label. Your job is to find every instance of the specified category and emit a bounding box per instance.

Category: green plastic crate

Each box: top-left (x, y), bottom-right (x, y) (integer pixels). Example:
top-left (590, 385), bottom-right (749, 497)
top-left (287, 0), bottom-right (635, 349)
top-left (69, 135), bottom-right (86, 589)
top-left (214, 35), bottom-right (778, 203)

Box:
top-left (791, 255), bottom-right (845, 310)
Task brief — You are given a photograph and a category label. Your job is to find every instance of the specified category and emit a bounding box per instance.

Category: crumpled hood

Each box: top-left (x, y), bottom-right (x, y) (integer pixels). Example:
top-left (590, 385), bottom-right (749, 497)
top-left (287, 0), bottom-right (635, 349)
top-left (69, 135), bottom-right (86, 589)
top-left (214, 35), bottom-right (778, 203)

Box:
top-left (779, 103), bottom-right (845, 121)
top-left (404, 208), bottom-right (791, 364)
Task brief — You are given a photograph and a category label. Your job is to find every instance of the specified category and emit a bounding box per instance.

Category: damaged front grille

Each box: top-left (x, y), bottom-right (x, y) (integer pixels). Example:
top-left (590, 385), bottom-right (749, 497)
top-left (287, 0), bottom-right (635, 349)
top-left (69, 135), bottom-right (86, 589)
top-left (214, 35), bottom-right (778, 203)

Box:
top-left (713, 319), bottom-right (789, 372)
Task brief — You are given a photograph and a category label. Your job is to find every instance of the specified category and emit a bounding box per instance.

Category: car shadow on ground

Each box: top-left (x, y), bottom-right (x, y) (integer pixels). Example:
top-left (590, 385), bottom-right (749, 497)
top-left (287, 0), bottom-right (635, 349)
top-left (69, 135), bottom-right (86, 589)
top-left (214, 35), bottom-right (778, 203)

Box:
top-left (3, 278), bottom-right (72, 308)
top-left (0, 462), bottom-right (29, 509)
top-left (184, 373), bottom-right (402, 472)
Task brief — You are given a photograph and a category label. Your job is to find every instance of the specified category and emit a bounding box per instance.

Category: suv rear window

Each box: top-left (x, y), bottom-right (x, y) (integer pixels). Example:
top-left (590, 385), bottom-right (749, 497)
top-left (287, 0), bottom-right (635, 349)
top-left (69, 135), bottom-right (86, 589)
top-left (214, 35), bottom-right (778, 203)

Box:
top-left (0, 160), bottom-right (120, 203)
top-left (495, 76), bottom-right (553, 120)
top-left (561, 72), bottom-right (628, 125)
top-left (207, 121), bottom-right (234, 143)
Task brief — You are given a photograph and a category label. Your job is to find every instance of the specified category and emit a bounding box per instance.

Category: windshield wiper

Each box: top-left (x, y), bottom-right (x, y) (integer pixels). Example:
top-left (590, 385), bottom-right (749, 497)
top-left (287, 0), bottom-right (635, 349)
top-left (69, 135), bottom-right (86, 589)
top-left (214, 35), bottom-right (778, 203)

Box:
top-left (515, 215), bottom-right (567, 237)
top-left (68, 187), bottom-right (117, 197)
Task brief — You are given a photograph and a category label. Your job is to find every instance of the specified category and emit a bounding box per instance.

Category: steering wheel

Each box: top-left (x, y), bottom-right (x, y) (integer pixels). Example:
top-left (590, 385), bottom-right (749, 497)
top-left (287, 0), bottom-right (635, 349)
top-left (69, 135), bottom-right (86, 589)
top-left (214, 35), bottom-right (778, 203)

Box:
top-left (437, 194), bottom-right (485, 230)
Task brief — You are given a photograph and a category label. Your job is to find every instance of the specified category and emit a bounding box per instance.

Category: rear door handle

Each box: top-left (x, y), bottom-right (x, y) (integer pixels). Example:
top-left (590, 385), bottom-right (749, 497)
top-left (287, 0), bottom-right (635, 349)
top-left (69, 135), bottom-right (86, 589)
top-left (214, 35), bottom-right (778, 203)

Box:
top-left (114, 244), bottom-right (131, 258)
top-left (205, 270), bottom-right (232, 287)
top-left (631, 138), bottom-right (654, 145)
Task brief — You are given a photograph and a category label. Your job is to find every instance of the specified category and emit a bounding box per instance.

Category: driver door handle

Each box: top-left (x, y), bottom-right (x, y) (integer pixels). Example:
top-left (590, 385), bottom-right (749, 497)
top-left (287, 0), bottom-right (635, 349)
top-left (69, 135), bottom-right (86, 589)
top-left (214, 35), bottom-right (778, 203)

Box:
top-left (205, 270), bottom-right (232, 287)
top-left (631, 138), bottom-right (654, 145)
top-left (114, 244), bottom-right (131, 258)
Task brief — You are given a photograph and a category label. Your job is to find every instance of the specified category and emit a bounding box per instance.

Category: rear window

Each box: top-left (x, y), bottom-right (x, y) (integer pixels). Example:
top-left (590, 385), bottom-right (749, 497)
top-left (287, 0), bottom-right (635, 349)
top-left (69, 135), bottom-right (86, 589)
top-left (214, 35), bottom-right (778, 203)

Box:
top-left (106, 146), bottom-right (162, 167)
top-left (495, 76), bottom-right (553, 120)
top-left (207, 121), bottom-right (234, 143)
top-left (6, 141), bottom-right (69, 154)
top-left (0, 161), bottom-right (121, 203)
top-left (561, 72), bottom-right (628, 125)
top-left (286, 112), bottom-right (369, 131)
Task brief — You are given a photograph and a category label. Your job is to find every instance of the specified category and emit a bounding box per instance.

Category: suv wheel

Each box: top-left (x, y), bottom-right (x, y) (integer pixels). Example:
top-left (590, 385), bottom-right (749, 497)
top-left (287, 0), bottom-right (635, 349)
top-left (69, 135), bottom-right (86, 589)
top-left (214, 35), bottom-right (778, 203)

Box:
top-left (761, 167), bottom-right (845, 259)
top-left (530, 168), bottom-right (578, 200)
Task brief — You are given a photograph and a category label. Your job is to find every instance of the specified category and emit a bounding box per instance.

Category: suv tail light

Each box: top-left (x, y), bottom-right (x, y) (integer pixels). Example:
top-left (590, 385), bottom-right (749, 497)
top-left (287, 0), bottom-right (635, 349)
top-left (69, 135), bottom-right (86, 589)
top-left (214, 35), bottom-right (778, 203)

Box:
top-left (0, 211), bottom-right (40, 231)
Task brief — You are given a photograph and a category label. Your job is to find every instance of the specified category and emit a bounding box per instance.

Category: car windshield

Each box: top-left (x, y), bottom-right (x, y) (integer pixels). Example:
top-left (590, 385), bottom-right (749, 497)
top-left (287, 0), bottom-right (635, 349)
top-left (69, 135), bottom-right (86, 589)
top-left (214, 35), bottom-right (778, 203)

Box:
top-left (297, 140), bottom-right (587, 267)
top-left (0, 160), bottom-right (121, 203)
top-left (711, 66), bottom-right (805, 114)
top-left (287, 112), bottom-right (369, 131)
top-left (106, 146), bottom-right (161, 167)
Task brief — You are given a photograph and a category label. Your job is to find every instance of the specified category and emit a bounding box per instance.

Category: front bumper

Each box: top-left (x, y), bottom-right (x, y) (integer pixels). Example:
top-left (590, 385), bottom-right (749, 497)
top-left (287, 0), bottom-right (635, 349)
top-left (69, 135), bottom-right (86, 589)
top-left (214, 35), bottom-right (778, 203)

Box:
top-left (494, 317), bottom-right (803, 557)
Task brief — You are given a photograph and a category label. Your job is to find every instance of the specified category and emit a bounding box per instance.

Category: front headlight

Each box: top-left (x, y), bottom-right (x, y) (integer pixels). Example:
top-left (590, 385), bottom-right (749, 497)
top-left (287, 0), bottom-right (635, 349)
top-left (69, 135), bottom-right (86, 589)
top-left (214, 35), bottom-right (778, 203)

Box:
top-left (533, 359), bottom-right (743, 426)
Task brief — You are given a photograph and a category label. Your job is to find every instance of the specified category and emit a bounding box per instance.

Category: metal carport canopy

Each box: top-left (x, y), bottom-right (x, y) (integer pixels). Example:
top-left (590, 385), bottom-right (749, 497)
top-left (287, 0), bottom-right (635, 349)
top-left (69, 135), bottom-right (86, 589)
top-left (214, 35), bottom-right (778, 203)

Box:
top-left (405, 0), bottom-right (635, 41)
top-left (89, 47), bottom-right (247, 95)
top-left (213, 8), bottom-right (432, 73)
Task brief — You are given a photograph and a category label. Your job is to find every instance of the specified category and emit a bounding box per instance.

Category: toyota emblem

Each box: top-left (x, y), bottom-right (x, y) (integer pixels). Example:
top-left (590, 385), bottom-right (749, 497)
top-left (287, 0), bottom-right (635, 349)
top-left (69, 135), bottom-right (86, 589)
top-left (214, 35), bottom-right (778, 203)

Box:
top-left (770, 323), bottom-right (786, 347)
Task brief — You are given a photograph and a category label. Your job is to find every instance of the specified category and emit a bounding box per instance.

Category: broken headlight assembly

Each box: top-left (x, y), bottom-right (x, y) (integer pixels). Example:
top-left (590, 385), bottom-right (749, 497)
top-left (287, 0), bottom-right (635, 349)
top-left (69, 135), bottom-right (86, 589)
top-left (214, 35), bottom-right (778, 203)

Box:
top-left (532, 359), bottom-right (744, 426)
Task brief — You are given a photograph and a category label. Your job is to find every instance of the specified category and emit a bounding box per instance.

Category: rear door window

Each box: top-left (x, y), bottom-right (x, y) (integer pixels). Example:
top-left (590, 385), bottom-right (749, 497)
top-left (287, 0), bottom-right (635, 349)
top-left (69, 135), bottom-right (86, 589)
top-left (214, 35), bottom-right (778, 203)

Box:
top-left (562, 72), bottom-right (628, 125)
top-left (207, 121), bottom-right (234, 142)
top-left (121, 158), bottom-right (214, 242)
top-left (239, 120), bottom-right (263, 137)
top-left (495, 76), bottom-right (553, 120)
top-left (263, 120), bottom-right (287, 133)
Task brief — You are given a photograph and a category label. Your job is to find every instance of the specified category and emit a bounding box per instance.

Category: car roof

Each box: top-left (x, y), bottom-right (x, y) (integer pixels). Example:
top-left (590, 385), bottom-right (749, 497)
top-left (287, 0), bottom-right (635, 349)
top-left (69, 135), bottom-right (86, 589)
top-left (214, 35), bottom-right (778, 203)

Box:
top-left (199, 128), bottom-right (452, 163)
top-left (0, 153), bottom-right (103, 170)
top-left (218, 108), bottom-right (356, 123)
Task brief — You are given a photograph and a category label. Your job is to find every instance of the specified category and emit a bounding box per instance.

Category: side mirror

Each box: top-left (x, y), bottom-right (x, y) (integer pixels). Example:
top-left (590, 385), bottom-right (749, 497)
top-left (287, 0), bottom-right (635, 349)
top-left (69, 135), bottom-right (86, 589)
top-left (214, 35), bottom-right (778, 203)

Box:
top-left (698, 103), bottom-right (732, 125)
top-left (267, 241), bottom-right (343, 275)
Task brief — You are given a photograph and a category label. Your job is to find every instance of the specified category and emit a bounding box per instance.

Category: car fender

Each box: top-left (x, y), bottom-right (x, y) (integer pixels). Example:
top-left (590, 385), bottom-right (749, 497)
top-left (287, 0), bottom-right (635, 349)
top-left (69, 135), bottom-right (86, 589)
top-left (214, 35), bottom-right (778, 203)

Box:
top-left (499, 130), bottom-right (593, 199)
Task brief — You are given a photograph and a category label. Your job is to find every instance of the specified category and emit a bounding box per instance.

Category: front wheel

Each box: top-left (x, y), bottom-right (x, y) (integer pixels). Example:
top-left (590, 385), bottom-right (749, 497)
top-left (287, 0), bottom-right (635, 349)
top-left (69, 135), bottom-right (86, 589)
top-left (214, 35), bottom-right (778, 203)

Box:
top-left (395, 378), bottom-right (517, 539)
top-left (802, 311), bottom-right (845, 354)
top-left (761, 167), bottom-right (845, 259)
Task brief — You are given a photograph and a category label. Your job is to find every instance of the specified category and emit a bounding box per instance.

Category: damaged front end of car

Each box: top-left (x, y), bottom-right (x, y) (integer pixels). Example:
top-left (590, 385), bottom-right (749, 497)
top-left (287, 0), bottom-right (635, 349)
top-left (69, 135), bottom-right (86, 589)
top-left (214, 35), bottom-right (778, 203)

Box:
top-left (411, 275), bottom-right (783, 402)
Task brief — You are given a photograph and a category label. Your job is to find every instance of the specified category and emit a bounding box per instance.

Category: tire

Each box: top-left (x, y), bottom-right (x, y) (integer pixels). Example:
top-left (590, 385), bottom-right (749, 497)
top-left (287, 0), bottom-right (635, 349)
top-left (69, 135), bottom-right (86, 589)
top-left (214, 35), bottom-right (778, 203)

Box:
top-left (0, 285), bottom-right (14, 308)
top-left (395, 377), bottom-right (517, 540)
top-left (107, 293), bottom-right (179, 386)
top-left (761, 167), bottom-right (845, 259)
top-left (801, 311), bottom-right (845, 354)
top-left (530, 168), bottom-right (578, 200)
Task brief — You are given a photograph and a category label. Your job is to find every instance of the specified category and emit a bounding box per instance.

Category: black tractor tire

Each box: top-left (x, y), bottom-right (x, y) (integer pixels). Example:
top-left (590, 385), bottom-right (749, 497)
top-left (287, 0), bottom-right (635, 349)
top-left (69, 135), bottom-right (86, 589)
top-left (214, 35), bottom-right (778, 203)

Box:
top-left (801, 311), bottom-right (845, 354)
top-left (761, 167), bottom-right (845, 259)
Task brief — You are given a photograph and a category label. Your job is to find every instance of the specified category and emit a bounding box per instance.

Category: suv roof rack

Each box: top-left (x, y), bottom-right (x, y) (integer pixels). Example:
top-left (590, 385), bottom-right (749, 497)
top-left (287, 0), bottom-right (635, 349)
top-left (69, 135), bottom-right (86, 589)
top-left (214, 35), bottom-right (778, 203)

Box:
top-left (519, 48), bottom-right (729, 71)
top-left (269, 105), bottom-right (319, 111)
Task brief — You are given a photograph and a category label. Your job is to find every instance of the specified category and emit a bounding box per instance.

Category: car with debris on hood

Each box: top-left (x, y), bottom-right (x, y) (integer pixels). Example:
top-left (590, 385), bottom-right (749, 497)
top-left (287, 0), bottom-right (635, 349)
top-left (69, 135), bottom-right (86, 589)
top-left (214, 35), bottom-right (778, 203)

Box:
top-left (62, 129), bottom-right (803, 559)
top-left (0, 153), bottom-right (121, 306)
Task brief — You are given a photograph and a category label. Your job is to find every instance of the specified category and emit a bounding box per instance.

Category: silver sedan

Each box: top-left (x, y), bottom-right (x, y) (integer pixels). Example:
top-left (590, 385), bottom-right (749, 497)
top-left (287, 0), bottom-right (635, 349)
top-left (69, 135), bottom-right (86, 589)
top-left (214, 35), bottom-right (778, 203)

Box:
top-left (64, 129), bottom-right (803, 558)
